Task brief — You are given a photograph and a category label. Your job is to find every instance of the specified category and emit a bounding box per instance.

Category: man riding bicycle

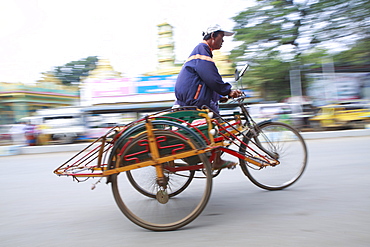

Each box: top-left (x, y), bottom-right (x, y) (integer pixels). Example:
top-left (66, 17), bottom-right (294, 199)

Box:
top-left (174, 24), bottom-right (242, 169)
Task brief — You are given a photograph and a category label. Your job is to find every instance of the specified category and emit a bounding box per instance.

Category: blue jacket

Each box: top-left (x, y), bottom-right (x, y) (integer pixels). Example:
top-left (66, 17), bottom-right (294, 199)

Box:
top-left (175, 42), bottom-right (232, 112)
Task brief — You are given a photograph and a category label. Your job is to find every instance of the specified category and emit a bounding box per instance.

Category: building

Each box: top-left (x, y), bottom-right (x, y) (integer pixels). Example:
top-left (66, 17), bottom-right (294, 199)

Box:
top-left (145, 22), bottom-right (235, 76)
top-left (0, 73), bottom-right (79, 124)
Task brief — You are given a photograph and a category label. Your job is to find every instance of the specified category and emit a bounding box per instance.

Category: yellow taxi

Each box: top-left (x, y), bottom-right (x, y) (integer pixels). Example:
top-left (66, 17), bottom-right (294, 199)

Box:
top-left (309, 101), bottom-right (370, 130)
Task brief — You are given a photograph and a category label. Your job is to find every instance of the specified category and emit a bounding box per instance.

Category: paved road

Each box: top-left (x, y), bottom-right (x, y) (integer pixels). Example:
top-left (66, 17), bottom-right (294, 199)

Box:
top-left (0, 136), bottom-right (369, 246)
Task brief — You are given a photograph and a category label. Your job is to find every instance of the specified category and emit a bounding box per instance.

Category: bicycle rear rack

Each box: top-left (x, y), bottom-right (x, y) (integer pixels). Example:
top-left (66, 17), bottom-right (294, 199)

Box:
top-left (53, 130), bottom-right (117, 180)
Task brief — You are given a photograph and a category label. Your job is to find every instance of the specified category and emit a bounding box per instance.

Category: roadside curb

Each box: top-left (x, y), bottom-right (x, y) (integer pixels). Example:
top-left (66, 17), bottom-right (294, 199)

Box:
top-left (1, 129), bottom-right (370, 156)
top-left (301, 128), bottom-right (370, 140)
top-left (0, 142), bottom-right (98, 156)
top-left (21, 142), bottom-right (99, 155)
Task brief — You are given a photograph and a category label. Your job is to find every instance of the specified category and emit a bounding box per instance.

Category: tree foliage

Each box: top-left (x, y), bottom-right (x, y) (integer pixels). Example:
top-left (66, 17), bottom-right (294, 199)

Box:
top-left (232, 0), bottom-right (302, 62)
top-left (231, 0), bottom-right (370, 101)
top-left (307, 0), bottom-right (370, 47)
top-left (53, 56), bottom-right (99, 85)
top-left (333, 38), bottom-right (370, 67)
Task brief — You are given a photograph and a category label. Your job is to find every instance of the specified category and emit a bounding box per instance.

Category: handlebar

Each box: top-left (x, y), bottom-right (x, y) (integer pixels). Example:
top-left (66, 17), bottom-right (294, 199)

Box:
top-left (225, 91), bottom-right (248, 103)
top-left (229, 94), bottom-right (248, 104)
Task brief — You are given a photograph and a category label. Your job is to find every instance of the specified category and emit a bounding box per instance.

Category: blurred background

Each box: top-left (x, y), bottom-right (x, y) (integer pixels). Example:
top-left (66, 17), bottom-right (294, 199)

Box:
top-left (1, 0), bottom-right (370, 149)
top-left (1, 2), bottom-right (370, 246)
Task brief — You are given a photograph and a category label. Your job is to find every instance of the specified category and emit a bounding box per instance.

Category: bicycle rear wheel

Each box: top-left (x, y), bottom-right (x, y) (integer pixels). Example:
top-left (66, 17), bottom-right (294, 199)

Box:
top-left (239, 122), bottom-right (307, 190)
top-left (110, 130), bottom-right (212, 231)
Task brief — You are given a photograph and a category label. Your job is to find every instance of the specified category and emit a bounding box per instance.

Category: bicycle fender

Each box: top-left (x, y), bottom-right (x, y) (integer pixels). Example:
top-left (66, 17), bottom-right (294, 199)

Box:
top-left (257, 119), bottom-right (273, 126)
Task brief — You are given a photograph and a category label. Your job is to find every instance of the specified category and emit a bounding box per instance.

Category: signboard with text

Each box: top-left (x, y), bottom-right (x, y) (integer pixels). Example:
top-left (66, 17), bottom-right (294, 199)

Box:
top-left (91, 78), bottom-right (134, 98)
top-left (135, 75), bottom-right (177, 94)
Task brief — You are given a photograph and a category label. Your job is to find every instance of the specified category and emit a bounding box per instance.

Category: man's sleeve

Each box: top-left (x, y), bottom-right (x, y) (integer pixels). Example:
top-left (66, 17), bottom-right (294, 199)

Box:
top-left (196, 60), bottom-right (232, 96)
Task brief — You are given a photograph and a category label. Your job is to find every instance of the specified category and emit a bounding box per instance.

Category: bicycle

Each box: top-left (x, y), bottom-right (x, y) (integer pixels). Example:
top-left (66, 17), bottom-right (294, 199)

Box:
top-left (54, 64), bottom-right (307, 231)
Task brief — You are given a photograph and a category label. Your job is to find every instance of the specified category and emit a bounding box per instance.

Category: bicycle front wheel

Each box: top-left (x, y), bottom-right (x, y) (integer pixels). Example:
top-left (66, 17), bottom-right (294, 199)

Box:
top-left (239, 122), bottom-right (307, 190)
top-left (110, 130), bottom-right (212, 231)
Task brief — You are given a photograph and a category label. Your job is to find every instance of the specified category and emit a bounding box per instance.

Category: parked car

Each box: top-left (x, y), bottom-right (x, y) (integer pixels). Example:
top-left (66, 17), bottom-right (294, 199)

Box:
top-left (309, 101), bottom-right (370, 130)
top-left (31, 107), bottom-right (87, 144)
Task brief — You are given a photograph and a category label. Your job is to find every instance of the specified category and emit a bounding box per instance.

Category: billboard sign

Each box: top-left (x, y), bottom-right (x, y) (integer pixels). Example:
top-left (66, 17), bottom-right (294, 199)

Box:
top-left (135, 75), bottom-right (177, 94)
top-left (91, 78), bottom-right (134, 98)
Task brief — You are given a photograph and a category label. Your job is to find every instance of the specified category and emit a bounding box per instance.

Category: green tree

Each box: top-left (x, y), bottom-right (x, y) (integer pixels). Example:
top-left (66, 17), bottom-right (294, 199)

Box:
top-left (53, 56), bottom-right (99, 85)
top-left (333, 38), bottom-right (370, 67)
top-left (231, 0), bottom-right (370, 101)
top-left (306, 0), bottom-right (370, 48)
top-left (231, 0), bottom-right (309, 101)
top-left (241, 59), bottom-right (292, 101)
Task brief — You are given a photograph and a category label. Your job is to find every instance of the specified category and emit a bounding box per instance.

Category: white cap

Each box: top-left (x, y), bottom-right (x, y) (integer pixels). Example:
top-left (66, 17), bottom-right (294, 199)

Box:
top-left (203, 24), bottom-right (235, 37)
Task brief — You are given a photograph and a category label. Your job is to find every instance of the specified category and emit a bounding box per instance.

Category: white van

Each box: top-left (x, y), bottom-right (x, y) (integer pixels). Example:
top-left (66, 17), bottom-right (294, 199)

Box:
top-left (35, 107), bottom-right (87, 144)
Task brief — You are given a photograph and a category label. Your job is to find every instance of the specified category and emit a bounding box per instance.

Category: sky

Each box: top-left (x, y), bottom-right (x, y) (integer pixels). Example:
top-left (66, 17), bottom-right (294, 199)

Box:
top-left (0, 0), bottom-right (254, 83)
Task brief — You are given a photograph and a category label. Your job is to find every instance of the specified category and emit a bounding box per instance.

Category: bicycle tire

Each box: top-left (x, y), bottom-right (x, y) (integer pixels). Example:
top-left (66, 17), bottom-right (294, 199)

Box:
top-left (110, 129), bottom-right (212, 231)
top-left (239, 121), bottom-right (307, 190)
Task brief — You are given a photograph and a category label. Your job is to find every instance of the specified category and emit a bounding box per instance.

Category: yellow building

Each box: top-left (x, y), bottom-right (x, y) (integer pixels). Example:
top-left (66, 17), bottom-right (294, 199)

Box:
top-left (0, 74), bottom-right (79, 124)
top-left (145, 22), bottom-right (235, 77)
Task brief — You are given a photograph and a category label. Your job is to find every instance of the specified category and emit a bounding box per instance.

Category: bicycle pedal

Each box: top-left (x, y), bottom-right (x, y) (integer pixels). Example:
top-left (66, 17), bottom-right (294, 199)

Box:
top-left (227, 165), bottom-right (236, 170)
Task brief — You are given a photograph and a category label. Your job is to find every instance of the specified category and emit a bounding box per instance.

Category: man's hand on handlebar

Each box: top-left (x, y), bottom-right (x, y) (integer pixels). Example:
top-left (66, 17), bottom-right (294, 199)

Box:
top-left (228, 89), bottom-right (243, 98)
top-left (220, 90), bottom-right (244, 103)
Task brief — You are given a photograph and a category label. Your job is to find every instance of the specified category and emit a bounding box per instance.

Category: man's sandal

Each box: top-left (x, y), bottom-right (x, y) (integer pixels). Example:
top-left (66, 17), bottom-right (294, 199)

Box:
top-left (213, 160), bottom-right (237, 170)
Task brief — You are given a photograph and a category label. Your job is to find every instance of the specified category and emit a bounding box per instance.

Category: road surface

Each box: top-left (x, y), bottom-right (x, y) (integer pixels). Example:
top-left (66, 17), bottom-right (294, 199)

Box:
top-left (0, 135), bottom-right (369, 246)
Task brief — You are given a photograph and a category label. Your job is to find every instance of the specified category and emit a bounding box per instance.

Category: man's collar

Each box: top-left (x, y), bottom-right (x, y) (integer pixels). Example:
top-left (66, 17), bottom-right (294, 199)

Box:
top-left (202, 40), bottom-right (213, 52)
